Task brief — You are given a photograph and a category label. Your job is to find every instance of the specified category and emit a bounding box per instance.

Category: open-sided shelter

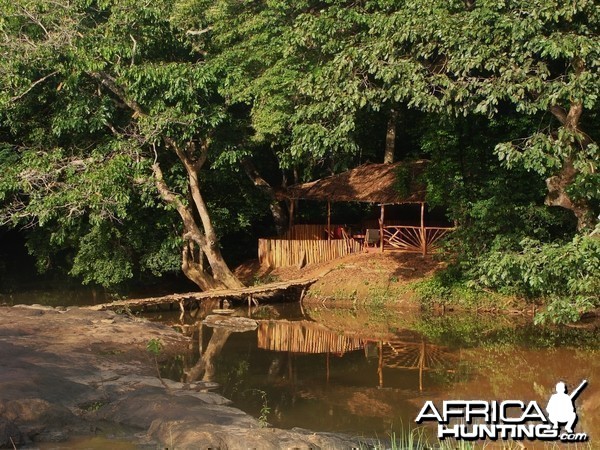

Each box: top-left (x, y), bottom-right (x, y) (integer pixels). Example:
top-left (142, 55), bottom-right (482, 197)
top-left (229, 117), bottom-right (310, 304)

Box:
top-left (259, 160), bottom-right (453, 268)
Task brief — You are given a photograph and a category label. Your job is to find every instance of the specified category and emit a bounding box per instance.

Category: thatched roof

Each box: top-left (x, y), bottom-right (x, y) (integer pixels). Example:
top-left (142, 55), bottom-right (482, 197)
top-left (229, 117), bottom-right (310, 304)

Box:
top-left (281, 160), bottom-right (428, 204)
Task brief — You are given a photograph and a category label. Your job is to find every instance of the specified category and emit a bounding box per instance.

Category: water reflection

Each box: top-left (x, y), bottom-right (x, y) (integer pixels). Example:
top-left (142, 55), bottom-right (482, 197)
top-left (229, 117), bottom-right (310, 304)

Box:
top-left (166, 304), bottom-right (598, 442)
top-left (256, 320), bottom-right (455, 391)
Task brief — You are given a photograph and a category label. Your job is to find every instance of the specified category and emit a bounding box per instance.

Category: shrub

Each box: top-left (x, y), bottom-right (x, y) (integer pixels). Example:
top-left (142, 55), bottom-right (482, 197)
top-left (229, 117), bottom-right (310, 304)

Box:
top-left (473, 236), bottom-right (600, 323)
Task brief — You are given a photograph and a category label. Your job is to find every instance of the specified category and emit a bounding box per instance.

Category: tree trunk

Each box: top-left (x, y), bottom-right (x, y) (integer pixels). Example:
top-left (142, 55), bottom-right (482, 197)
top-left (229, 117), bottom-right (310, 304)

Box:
top-left (181, 241), bottom-right (223, 291)
top-left (241, 158), bottom-right (288, 235)
top-left (186, 167), bottom-right (244, 289)
top-left (88, 72), bottom-right (243, 290)
top-left (384, 109), bottom-right (398, 164)
top-left (152, 152), bottom-right (243, 291)
top-left (548, 102), bottom-right (596, 230)
top-left (545, 159), bottom-right (594, 230)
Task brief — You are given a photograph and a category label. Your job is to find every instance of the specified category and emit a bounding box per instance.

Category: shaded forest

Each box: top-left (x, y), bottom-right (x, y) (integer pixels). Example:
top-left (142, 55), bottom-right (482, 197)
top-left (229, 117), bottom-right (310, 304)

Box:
top-left (0, 0), bottom-right (598, 322)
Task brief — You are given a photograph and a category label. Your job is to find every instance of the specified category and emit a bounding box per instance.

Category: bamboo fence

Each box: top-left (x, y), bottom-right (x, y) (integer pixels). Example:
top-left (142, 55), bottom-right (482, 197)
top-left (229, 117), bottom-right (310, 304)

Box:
top-left (258, 238), bottom-right (362, 268)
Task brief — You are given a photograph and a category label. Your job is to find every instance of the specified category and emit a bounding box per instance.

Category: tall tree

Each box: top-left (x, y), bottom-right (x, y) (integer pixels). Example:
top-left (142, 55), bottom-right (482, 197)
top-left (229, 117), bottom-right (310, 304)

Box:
top-left (0, 0), bottom-right (245, 289)
top-left (363, 0), bottom-right (599, 228)
top-left (214, 0), bottom-right (599, 228)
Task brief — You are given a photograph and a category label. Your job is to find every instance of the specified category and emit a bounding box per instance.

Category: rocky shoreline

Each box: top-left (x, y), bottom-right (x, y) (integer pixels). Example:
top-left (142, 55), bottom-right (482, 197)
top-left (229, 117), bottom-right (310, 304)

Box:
top-left (0, 306), bottom-right (366, 449)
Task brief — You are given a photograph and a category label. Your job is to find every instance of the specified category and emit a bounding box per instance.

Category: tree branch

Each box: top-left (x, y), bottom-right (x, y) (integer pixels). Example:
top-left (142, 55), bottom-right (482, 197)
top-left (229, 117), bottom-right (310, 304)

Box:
top-left (549, 103), bottom-right (593, 147)
top-left (19, 5), bottom-right (50, 38)
top-left (11, 71), bottom-right (58, 102)
top-left (89, 71), bottom-right (146, 117)
top-left (186, 27), bottom-right (212, 36)
top-left (151, 161), bottom-right (206, 245)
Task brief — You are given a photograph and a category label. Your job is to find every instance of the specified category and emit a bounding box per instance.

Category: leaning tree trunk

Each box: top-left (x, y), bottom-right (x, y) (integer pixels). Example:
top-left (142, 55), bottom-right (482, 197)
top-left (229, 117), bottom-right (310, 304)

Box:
top-left (185, 327), bottom-right (233, 382)
top-left (87, 71), bottom-right (242, 290)
top-left (180, 241), bottom-right (224, 291)
top-left (152, 139), bottom-right (244, 290)
top-left (548, 102), bottom-right (597, 231)
top-left (545, 158), bottom-right (595, 230)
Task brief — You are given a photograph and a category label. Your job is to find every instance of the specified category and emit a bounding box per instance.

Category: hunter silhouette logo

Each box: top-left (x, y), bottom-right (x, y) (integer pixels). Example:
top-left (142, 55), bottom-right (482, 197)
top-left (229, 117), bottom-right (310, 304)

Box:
top-left (546, 380), bottom-right (587, 434)
top-left (415, 380), bottom-right (589, 443)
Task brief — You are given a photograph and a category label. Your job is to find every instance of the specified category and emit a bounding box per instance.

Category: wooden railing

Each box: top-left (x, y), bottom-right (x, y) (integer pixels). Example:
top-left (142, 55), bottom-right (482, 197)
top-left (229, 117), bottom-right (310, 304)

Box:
top-left (258, 238), bottom-right (362, 268)
top-left (383, 225), bottom-right (453, 255)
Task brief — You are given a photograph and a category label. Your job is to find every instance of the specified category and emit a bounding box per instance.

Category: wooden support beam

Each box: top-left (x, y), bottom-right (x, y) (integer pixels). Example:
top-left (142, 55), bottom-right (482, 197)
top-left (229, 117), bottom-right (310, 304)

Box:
top-left (378, 340), bottom-right (384, 388)
top-left (419, 340), bottom-right (425, 392)
top-left (327, 201), bottom-right (331, 242)
top-left (379, 204), bottom-right (385, 253)
top-left (420, 202), bottom-right (426, 256)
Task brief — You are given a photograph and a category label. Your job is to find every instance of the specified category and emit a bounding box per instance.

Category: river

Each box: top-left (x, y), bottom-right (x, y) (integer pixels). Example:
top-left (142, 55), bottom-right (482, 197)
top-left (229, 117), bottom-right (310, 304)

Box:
top-left (156, 301), bottom-right (599, 447)
top-left (3, 291), bottom-right (598, 448)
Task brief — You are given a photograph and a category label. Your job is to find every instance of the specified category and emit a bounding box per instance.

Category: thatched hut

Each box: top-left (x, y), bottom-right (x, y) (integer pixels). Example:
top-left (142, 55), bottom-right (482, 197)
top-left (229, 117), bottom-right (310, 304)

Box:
top-left (259, 160), bottom-right (453, 268)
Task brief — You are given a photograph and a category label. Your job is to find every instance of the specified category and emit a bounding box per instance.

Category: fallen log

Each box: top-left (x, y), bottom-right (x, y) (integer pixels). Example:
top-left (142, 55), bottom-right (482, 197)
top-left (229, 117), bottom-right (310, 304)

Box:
top-left (85, 277), bottom-right (320, 312)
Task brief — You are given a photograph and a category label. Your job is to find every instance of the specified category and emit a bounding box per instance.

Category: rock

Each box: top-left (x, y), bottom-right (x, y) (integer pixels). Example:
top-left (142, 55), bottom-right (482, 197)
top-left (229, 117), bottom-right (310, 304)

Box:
top-left (0, 306), bottom-right (364, 449)
top-left (148, 421), bottom-right (368, 450)
top-left (0, 418), bottom-right (22, 448)
top-left (203, 315), bottom-right (258, 331)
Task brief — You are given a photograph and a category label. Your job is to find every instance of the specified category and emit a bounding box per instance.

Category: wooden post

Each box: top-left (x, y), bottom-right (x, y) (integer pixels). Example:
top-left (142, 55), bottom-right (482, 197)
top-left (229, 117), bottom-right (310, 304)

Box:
top-left (379, 204), bottom-right (385, 253)
top-left (378, 340), bottom-right (384, 388)
top-left (420, 202), bottom-right (426, 256)
top-left (198, 322), bottom-right (204, 357)
top-left (327, 200), bottom-right (331, 242)
top-left (418, 340), bottom-right (425, 392)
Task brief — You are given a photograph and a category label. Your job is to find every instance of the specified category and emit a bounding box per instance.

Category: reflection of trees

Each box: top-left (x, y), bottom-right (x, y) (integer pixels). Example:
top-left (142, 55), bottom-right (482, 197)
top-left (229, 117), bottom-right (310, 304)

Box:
top-left (185, 327), bottom-right (233, 382)
top-left (171, 311), bottom-right (599, 439)
top-left (414, 313), bottom-right (600, 350)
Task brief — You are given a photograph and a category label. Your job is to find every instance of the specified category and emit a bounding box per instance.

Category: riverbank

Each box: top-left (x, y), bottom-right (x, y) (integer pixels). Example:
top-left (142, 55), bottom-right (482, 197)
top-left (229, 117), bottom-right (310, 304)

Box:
top-left (240, 252), bottom-right (600, 322)
top-left (238, 252), bottom-right (441, 305)
top-left (0, 306), bottom-right (366, 449)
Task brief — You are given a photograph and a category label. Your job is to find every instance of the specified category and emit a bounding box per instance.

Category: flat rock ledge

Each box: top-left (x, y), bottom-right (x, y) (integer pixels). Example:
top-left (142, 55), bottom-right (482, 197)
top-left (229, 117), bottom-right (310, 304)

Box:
top-left (0, 306), bottom-right (369, 449)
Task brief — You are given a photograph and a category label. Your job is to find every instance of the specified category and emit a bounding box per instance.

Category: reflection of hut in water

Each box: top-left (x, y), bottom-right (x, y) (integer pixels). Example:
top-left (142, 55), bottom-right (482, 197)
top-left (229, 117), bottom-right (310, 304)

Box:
top-left (257, 320), bottom-right (364, 354)
top-left (257, 320), bottom-right (454, 390)
top-left (382, 336), bottom-right (451, 369)
top-left (370, 335), bottom-right (455, 391)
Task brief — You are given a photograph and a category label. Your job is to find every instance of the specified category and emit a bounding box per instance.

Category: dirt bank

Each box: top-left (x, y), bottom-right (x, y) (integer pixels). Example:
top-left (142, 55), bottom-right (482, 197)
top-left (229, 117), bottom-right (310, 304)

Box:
top-left (0, 306), bottom-right (366, 449)
top-left (237, 252), bottom-right (442, 304)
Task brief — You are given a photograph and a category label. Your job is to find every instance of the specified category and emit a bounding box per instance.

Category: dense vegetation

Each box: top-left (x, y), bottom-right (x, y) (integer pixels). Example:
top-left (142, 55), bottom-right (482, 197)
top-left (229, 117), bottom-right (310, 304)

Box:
top-left (0, 0), bottom-right (598, 322)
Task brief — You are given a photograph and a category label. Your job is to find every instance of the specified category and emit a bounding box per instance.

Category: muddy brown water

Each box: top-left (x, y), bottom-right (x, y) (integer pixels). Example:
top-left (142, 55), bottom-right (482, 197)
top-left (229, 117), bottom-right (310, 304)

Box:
top-left (153, 302), bottom-right (599, 447)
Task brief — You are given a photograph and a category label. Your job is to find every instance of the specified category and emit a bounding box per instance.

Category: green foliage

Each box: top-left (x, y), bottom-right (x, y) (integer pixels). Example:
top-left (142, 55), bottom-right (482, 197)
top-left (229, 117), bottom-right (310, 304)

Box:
top-left (0, 0), bottom-right (274, 288)
top-left (146, 338), bottom-right (164, 357)
top-left (254, 389), bottom-right (271, 428)
top-left (474, 236), bottom-right (600, 324)
top-left (393, 165), bottom-right (412, 199)
top-left (0, 0), bottom-right (597, 310)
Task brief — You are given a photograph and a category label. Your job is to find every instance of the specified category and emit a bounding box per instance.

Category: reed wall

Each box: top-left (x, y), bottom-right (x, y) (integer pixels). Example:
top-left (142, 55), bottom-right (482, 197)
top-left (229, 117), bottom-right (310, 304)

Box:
top-left (258, 238), bottom-right (362, 268)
